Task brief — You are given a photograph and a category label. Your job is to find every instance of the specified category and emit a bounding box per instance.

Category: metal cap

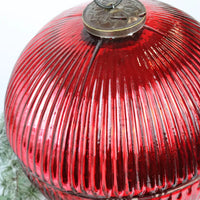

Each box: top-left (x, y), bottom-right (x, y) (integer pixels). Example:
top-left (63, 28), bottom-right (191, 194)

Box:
top-left (82, 0), bottom-right (146, 39)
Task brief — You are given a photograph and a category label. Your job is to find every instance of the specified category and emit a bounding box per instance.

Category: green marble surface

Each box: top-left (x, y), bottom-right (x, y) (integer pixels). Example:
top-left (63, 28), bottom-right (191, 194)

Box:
top-left (0, 115), bottom-right (46, 200)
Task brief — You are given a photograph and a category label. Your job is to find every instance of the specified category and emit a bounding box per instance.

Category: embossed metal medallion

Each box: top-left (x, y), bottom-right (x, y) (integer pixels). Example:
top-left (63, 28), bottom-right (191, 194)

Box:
top-left (83, 0), bottom-right (146, 38)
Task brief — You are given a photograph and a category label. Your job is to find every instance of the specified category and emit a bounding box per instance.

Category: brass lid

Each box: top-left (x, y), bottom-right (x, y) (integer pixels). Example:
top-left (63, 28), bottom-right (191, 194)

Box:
top-left (82, 0), bottom-right (146, 39)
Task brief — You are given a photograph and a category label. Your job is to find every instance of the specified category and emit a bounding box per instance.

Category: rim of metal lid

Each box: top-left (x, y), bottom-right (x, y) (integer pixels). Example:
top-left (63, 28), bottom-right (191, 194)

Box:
top-left (83, 17), bottom-right (146, 39)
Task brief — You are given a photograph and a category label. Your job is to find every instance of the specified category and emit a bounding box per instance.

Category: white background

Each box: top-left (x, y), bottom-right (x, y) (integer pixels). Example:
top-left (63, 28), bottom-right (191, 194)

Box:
top-left (0, 0), bottom-right (200, 113)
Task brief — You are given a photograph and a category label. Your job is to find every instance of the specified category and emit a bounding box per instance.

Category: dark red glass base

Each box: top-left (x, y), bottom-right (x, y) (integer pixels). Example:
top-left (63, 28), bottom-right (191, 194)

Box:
top-left (22, 162), bottom-right (200, 200)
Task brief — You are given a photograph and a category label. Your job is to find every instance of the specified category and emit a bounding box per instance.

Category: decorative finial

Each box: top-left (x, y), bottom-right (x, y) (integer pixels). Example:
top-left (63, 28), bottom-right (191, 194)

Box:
top-left (94, 0), bottom-right (122, 9)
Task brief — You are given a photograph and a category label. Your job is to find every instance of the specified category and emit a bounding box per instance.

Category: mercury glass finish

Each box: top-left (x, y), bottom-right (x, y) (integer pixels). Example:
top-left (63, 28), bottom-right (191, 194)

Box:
top-left (4, 0), bottom-right (200, 199)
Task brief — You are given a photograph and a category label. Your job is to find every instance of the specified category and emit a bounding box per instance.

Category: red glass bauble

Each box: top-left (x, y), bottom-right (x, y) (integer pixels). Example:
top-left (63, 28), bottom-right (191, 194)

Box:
top-left (4, 0), bottom-right (200, 199)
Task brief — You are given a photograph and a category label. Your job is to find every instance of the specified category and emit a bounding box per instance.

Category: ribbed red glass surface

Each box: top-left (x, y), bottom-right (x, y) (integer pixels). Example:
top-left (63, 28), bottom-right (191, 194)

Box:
top-left (4, 0), bottom-right (200, 199)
